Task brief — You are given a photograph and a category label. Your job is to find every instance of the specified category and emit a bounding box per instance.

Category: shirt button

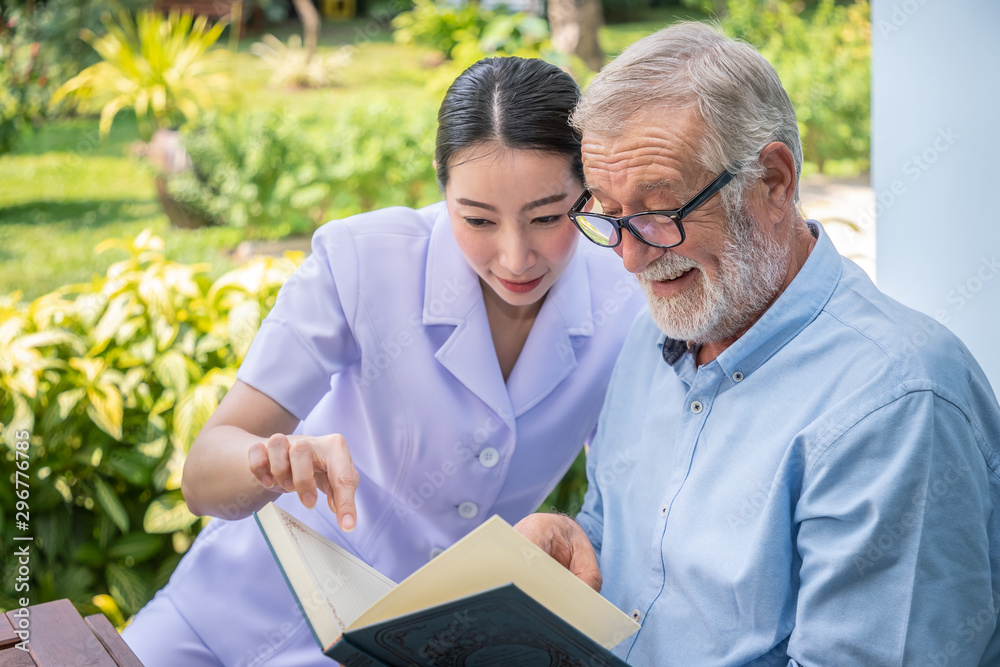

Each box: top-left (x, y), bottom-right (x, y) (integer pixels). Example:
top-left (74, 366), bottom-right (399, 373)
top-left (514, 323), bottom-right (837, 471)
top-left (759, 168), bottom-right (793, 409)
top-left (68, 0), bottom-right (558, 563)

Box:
top-left (690, 400), bottom-right (704, 413)
top-left (660, 505), bottom-right (668, 517)
top-left (630, 609), bottom-right (642, 622)
top-left (458, 501), bottom-right (479, 519)
top-left (478, 447), bottom-right (500, 468)
top-left (733, 371), bottom-right (744, 382)
top-left (429, 547), bottom-right (443, 559)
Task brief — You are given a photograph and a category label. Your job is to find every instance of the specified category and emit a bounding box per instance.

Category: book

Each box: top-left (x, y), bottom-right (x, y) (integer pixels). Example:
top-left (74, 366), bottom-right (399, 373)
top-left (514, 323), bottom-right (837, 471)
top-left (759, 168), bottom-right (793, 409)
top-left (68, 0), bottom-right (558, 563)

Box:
top-left (254, 503), bottom-right (640, 666)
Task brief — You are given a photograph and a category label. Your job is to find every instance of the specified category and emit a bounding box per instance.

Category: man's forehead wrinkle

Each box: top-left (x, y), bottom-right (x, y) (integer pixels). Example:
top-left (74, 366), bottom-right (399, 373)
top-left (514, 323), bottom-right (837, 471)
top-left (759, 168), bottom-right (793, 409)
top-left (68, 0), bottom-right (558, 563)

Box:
top-left (583, 149), bottom-right (690, 197)
top-left (584, 123), bottom-right (701, 171)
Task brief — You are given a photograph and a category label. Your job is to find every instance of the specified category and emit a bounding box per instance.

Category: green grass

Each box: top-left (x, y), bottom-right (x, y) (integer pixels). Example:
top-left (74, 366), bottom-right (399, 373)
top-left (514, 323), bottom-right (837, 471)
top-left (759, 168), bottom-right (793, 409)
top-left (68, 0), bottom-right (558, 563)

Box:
top-left (0, 115), bottom-right (243, 300)
top-left (0, 13), bottom-right (693, 301)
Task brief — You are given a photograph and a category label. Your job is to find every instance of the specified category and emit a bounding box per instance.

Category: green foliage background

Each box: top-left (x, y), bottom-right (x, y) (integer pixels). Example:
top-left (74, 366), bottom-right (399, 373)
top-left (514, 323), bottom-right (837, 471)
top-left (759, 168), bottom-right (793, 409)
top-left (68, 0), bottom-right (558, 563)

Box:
top-left (0, 0), bottom-right (151, 153)
top-left (0, 232), bottom-right (299, 622)
top-left (165, 102), bottom-right (439, 239)
top-left (724, 0), bottom-right (871, 174)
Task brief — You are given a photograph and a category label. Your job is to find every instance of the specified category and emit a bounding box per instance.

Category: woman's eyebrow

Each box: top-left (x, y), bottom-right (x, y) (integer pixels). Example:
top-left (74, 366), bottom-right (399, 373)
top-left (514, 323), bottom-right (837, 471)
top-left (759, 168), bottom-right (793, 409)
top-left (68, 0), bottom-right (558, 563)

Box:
top-left (456, 198), bottom-right (496, 211)
top-left (456, 194), bottom-right (569, 213)
top-left (523, 193), bottom-right (568, 211)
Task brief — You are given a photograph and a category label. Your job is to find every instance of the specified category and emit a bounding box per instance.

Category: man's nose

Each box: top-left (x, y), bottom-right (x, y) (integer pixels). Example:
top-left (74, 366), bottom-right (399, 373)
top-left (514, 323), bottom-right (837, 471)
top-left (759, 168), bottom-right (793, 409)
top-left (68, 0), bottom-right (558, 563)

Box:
top-left (614, 228), bottom-right (659, 275)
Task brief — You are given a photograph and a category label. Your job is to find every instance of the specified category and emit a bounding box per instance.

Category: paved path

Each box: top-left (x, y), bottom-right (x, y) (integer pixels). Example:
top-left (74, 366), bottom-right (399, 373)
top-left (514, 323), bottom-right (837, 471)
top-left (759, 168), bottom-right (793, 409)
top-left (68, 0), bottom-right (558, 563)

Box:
top-left (799, 174), bottom-right (876, 281)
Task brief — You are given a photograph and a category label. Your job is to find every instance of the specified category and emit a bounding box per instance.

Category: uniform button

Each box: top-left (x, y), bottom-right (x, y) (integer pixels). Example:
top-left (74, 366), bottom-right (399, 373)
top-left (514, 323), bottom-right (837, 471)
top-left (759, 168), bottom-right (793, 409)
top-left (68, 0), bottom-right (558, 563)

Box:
top-left (478, 447), bottom-right (500, 468)
top-left (458, 501), bottom-right (479, 519)
top-left (733, 371), bottom-right (744, 382)
top-left (690, 400), bottom-right (703, 413)
top-left (630, 609), bottom-right (642, 622)
top-left (660, 505), bottom-right (668, 517)
top-left (429, 548), bottom-right (443, 559)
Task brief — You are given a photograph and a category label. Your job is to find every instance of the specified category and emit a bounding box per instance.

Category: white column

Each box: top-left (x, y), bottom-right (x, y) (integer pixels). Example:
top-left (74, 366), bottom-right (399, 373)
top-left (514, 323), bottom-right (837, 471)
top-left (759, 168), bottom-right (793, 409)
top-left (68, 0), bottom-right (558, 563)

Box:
top-left (873, 0), bottom-right (1000, 392)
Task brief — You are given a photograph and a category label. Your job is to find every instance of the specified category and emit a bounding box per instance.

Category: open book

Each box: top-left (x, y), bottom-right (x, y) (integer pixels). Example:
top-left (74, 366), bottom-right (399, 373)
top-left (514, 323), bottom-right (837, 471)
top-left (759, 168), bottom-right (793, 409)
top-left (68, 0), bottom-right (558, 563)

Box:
top-left (254, 503), bottom-right (639, 666)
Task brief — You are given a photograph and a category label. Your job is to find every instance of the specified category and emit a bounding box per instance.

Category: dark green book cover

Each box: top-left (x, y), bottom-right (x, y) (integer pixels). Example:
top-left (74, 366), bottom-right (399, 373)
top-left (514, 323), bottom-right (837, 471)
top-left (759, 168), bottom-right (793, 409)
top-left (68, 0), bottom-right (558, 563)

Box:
top-left (326, 584), bottom-right (630, 666)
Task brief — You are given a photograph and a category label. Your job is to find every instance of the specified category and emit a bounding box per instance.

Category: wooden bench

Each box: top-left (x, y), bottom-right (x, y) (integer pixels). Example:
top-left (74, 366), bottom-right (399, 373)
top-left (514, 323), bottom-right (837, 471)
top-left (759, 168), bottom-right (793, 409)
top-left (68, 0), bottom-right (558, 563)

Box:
top-left (1, 600), bottom-right (144, 667)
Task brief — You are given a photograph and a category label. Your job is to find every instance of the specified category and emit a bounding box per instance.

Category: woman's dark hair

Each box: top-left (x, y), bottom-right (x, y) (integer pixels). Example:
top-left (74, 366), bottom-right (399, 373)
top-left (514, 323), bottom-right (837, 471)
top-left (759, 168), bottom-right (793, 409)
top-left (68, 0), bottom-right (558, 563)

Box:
top-left (435, 57), bottom-right (583, 189)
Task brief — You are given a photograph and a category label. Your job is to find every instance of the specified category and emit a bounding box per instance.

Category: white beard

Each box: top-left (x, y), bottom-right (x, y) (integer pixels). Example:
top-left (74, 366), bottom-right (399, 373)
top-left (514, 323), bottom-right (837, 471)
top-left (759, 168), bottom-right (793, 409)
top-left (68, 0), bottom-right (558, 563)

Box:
top-left (638, 209), bottom-right (789, 344)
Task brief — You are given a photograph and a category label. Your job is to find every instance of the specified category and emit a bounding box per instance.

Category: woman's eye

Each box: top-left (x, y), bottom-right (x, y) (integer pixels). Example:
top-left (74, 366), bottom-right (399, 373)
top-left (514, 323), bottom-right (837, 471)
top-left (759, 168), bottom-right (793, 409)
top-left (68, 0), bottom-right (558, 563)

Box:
top-left (533, 215), bottom-right (563, 224)
top-left (465, 218), bottom-right (493, 227)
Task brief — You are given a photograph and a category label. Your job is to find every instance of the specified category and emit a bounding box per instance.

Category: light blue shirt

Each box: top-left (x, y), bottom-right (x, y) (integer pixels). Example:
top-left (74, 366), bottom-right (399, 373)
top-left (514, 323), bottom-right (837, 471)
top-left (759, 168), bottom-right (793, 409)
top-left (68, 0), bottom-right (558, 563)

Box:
top-left (579, 222), bottom-right (1000, 666)
top-left (138, 202), bottom-right (644, 665)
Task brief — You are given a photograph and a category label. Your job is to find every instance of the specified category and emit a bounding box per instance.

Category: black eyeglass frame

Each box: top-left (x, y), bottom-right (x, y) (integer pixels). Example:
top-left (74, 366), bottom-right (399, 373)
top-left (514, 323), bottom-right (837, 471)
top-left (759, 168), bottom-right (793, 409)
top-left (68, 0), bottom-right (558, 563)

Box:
top-left (567, 168), bottom-right (738, 249)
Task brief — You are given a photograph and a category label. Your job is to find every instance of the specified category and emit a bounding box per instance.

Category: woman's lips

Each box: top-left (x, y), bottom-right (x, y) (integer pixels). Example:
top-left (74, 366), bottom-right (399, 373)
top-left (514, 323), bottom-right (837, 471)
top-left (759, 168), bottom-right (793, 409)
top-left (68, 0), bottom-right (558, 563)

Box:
top-left (498, 275), bottom-right (544, 294)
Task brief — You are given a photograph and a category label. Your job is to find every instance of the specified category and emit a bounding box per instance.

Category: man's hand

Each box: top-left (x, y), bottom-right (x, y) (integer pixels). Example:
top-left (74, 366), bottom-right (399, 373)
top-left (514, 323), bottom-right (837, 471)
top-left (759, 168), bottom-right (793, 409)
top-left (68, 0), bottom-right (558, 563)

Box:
top-left (248, 433), bottom-right (359, 531)
top-left (514, 513), bottom-right (602, 592)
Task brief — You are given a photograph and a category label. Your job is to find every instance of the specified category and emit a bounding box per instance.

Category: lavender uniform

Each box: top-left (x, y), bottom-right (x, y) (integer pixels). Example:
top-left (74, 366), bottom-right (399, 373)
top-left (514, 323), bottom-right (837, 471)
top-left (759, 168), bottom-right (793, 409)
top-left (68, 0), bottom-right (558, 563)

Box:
top-left (123, 202), bottom-right (645, 666)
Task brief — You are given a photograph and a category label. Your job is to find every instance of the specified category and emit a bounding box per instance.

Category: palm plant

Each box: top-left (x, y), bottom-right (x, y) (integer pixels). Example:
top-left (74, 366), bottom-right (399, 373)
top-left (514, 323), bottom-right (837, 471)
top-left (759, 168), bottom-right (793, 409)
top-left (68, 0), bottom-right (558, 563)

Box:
top-left (51, 10), bottom-right (231, 139)
top-left (250, 34), bottom-right (353, 89)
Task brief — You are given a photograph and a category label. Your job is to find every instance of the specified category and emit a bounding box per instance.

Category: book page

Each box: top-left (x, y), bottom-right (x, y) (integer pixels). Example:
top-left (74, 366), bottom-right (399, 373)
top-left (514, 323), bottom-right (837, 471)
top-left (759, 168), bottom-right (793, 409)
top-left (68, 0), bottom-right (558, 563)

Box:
top-left (256, 504), bottom-right (396, 648)
top-left (350, 516), bottom-right (639, 649)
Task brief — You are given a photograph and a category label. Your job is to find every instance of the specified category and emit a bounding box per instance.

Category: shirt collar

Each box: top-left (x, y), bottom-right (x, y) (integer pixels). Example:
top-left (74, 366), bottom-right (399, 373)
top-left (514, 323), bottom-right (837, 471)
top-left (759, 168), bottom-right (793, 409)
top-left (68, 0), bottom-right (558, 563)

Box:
top-left (658, 220), bottom-right (842, 381)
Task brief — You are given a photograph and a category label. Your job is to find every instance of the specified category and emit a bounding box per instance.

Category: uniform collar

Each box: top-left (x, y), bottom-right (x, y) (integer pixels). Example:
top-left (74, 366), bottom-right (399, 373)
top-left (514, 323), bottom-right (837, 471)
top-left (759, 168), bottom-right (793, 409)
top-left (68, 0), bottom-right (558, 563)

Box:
top-left (422, 203), bottom-right (482, 326)
top-left (423, 204), bottom-right (596, 425)
top-left (658, 221), bottom-right (842, 382)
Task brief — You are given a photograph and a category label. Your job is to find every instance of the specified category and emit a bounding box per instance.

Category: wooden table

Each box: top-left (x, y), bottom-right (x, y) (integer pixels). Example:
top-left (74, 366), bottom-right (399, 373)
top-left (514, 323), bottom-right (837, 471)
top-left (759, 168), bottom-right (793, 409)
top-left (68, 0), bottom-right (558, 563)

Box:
top-left (1, 600), bottom-right (143, 667)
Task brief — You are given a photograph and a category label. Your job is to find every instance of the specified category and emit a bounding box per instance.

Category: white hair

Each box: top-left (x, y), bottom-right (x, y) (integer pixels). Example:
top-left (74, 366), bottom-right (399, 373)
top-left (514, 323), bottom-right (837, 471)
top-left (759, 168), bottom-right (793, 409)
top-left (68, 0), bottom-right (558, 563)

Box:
top-left (571, 21), bottom-right (802, 212)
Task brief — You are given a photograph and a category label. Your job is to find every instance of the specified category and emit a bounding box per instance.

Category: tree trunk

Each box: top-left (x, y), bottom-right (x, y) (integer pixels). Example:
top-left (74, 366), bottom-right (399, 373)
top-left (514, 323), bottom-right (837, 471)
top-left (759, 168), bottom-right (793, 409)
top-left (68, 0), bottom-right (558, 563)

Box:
top-left (290, 0), bottom-right (321, 63)
top-left (548, 0), bottom-right (604, 72)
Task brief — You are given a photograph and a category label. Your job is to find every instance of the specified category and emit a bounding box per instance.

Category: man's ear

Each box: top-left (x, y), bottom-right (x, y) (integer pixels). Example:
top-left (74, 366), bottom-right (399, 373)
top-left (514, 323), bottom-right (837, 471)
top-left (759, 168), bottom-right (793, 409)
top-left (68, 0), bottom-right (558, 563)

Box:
top-left (757, 141), bottom-right (797, 223)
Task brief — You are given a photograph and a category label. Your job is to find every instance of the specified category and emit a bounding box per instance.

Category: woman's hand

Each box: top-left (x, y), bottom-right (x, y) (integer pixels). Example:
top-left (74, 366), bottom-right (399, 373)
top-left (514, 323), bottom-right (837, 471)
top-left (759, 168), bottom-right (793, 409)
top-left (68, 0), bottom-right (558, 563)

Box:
top-left (514, 513), bottom-right (602, 592)
top-left (247, 433), bottom-right (359, 531)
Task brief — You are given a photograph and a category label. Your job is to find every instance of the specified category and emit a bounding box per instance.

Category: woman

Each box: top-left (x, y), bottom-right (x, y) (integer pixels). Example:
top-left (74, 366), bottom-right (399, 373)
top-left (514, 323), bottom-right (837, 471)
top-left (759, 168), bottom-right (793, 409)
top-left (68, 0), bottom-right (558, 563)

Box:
top-left (124, 56), bottom-right (644, 666)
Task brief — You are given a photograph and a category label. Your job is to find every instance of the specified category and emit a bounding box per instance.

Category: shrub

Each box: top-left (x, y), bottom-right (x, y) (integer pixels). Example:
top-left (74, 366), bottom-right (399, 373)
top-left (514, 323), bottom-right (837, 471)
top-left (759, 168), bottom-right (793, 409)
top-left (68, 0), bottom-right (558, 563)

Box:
top-left (2, 0), bottom-right (152, 81)
top-left (724, 0), bottom-right (871, 174)
top-left (391, 0), bottom-right (491, 59)
top-left (0, 32), bottom-right (55, 154)
top-left (325, 99), bottom-right (439, 215)
top-left (166, 102), bottom-right (439, 237)
top-left (50, 10), bottom-right (231, 139)
top-left (250, 34), bottom-right (354, 89)
top-left (0, 231), bottom-right (299, 622)
top-left (368, 0), bottom-right (415, 29)
top-left (1, 0), bottom-right (155, 153)
top-left (167, 110), bottom-right (333, 238)
top-left (392, 0), bottom-right (550, 61)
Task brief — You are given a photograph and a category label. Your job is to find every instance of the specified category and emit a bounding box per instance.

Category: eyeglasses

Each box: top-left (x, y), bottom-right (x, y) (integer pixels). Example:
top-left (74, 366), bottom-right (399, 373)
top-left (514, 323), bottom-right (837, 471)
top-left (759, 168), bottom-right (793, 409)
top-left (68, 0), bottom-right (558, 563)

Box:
top-left (567, 169), bottom-right (737, 249)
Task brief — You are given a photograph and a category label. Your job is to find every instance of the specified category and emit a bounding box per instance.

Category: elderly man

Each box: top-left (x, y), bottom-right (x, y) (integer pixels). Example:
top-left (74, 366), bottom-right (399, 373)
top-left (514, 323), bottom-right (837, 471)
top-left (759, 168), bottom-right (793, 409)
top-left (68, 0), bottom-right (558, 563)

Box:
top-left (516, 22), bottom-right (1000, 666)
